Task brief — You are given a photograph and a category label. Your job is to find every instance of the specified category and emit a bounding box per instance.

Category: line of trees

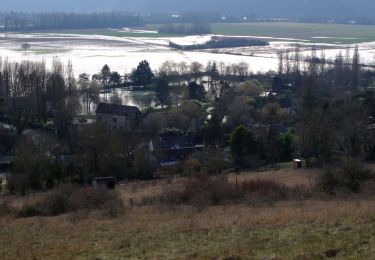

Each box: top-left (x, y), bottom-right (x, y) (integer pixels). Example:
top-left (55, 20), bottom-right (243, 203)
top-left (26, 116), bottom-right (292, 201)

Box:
top-left (0, 12), bottom-right (144, 31)
top-left (159, 23), bottom-right (212, 35)
top-left (0, 58), bottom-right (80, 136)
top-left (169, 37), bottom-right (268, 50)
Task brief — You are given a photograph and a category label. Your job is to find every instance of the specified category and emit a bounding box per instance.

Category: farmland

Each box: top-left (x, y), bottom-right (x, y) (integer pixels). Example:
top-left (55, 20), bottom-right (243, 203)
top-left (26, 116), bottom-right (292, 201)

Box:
top-left (210, 22), bottom-right (375, 44)
top-left (19, 22), bottom-right (375, 44)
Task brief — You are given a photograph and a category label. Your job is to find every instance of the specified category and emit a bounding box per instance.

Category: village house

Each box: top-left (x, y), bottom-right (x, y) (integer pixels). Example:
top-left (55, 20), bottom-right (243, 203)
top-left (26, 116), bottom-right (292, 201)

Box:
top-left (150, 131), bottom-right (204, 167)
top-left (278, 97), bottom-right (295, 116)
top-left (95, 103), bottom-right (142, 130)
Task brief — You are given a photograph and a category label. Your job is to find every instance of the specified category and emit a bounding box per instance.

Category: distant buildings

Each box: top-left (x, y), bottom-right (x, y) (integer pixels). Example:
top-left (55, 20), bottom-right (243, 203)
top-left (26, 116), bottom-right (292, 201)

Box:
top-left (96, 103), bottom-right (142, 130)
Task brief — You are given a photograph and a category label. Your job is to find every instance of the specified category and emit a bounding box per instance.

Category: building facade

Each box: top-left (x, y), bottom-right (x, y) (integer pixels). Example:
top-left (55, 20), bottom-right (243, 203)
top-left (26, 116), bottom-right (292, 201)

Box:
top-left (96, 103), bottom-right (142, 130)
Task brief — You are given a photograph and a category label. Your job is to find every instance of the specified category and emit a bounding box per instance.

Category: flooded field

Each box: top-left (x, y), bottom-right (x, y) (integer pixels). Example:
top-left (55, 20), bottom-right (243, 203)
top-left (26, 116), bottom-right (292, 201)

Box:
top-left (0, 30), bottom-right (374, 110)
top-left (0, 32), bottom-right (374, 77)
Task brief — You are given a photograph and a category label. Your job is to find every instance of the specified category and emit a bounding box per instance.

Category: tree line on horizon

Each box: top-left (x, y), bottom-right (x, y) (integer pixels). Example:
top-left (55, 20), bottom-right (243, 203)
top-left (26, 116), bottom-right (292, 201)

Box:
top-left (2, 9), bottom-right (375, 33)
top-left (0, 12), bottom-right (144, 31)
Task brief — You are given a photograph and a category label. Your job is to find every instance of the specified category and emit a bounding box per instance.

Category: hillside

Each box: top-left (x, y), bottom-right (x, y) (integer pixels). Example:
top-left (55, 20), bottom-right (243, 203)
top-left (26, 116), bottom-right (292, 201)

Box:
top-left (2, 167), bottom-right (375, 259)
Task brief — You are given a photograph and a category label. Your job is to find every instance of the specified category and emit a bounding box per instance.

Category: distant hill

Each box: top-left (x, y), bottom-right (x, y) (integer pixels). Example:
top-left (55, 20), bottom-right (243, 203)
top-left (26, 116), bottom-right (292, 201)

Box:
top-left (2, 0), bottom-right (375, 23)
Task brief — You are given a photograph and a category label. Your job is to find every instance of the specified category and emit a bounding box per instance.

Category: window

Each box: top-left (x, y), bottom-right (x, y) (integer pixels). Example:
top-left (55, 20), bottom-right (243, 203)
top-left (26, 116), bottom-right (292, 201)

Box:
top-left (113, 118), bottom-right (118, 124)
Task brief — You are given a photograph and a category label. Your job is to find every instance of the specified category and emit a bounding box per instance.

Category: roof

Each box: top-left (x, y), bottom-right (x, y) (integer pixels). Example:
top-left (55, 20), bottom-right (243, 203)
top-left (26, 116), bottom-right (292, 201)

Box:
top-left (96, 103), bottom-right (141, 117)
top-left (94, 177), bottom-right (117, 181)
top-left (278, 98), bottom-right (293, 108)
top-left (159, 135), bottom-right (196, 150)
top-left (0, 156), bottom-right (12, 164)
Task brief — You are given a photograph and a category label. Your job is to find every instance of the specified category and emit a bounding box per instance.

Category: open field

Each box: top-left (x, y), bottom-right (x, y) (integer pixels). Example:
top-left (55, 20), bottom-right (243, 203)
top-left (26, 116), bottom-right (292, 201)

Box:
top-left (117, 168), bottom-right (320, 206)
top-left (145, 22), bottom-right (375, 44)
top-left (2, 200), bottom-right (375, 259)
top-left (2, 168), bottom-right (375, 259)
top-left (210, 22), bottom-right (375, 44)
top-left (15, 22), bottom-right (375, 44)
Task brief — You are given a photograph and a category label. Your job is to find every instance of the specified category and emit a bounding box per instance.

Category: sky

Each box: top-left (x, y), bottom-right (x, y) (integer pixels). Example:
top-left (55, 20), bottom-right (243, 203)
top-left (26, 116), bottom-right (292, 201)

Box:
top-left (1, 0), bottom-right (374, 19)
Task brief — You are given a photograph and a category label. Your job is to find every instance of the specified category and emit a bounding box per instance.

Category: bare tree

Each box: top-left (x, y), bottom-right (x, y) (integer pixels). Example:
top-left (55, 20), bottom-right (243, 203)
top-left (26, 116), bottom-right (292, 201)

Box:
top-left (277, 51), bottom-right (284, 75)
top-left (351, 45), bottom-right (360, 90)
top-left (21, 43), bottom-right (31, 52)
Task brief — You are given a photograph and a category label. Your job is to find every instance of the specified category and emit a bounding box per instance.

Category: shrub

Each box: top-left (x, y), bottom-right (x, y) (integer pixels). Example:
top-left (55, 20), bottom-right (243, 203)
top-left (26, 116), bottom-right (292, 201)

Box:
top-left (18, 185), bottom-right (124, 217)
top-left (161, 175), bottom-right (290, 207)
top-left (47, 192), bottom-right (72, 216)
top-left (319, 159), bottom-right (371, 193)
top-left (181, 158), bottom-right (203, 176)
top-left (0, 201), bottom-right (14, 216)
top-left (189, 149), bottom-right (230, 176)
top-left (181, 175), bottom-right (242, 206)
top-left (18, 205), bottom-right (43, 218)
top-left (240, 179), bottom-right (288, 199)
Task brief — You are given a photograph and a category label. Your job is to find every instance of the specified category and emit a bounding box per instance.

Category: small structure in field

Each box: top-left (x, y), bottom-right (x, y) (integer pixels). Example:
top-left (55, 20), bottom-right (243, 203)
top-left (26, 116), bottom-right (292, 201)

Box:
top-left (96, 103), bottom-right (142, 130)
top-left (92, 177), bottom-right (117, 190)
top-left (0, 173), bottom-right (9, 194)
top-left (293, 159), bottom-right (302, 169)
top-left (0, 156), bottom-right (12, 193)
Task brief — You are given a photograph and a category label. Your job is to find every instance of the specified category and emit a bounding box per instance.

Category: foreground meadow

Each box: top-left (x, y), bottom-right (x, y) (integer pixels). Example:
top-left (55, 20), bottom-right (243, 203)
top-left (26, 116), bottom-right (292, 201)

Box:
top-left (1, 168), bottom-right (375, 259)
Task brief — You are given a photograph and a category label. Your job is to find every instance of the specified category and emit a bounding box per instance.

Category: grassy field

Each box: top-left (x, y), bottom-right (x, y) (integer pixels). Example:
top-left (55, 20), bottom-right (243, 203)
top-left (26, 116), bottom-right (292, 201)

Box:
top-left (211, 22), bottom-right (375, 44)
top-left (19, 22), bottom-right (375, 44)
top-left (2, 201), bottom-right (375, 259)
top-left (2, 168), bottom-right (375, 259)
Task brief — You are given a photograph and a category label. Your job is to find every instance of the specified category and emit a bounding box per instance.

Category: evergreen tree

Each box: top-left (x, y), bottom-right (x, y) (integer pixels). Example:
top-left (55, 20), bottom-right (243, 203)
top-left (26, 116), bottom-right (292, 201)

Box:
top-left (155, 77), bottom-right (171, 109)
top-left (131, 60), bottom-right (154, 86)
top-left (188, 82), bottom-right (206, 101)
top-left (204, 110), bottom-right (223, 145)
top-left (230, 125), bottom-right (259, 167)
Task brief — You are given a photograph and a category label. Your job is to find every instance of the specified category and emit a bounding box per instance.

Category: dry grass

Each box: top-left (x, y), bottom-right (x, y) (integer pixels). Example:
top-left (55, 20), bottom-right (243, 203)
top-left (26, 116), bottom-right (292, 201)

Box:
top-left (115, 168), bottom-right (321, 206)
top-left (1, 200), bottom-right (375, 259)
top-left (228, 168), bottom-right (320, 188)
top-left (2, 167), bottom-right (375, 259)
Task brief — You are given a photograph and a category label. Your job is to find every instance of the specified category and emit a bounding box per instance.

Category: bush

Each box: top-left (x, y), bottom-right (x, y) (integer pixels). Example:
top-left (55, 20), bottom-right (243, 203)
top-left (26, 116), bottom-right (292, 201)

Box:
top-left (18, 205), bottom-right (43, 218)
top-left (189, 149), bottom-right (230, 176)
top-left (18, 185), bottom-right (124, 217)
top-left (0, 201), bottom-right (14, 216)
top-left (181, 175), bottom-right (242, 206)
top-left (241, 179), bottom-right (288, 199)
top-left (161, 175), bottom-right (290, 207)
top-left (319, 159), bottom-right (371, 193)
top-left (180, 158), bottom-right (203, 177)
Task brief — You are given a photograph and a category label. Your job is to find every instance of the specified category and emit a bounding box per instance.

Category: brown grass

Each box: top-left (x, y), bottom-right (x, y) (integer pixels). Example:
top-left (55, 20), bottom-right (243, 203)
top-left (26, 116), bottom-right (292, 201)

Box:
top-left (115, 168), bottom-right (321, 207)
top-left (2, 167), bottom-right (375, 259)
top-left (1, 199), bottom-right (375, 259)
top-left (228, 168), bottom-right (320, 188)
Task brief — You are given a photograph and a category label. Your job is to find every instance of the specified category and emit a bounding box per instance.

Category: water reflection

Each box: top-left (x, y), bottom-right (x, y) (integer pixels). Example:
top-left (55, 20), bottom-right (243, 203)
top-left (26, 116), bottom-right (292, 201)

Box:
top-left (85, 89), bottom-right (156, 115)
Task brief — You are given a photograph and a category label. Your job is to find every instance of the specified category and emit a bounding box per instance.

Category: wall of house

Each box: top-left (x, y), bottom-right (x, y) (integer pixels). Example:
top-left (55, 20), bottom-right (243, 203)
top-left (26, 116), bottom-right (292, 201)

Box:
top-left (97, 113), bottom-right (135, 130)
top-left (0, 174), bottom-right (8, 193)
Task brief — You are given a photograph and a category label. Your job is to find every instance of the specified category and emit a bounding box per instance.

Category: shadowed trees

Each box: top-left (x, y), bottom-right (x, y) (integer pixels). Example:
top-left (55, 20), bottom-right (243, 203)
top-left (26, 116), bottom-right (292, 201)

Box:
top-left (230, 125), bottom-right (261, 168)
top-left (155, 77), bottom-right (171, 109)
top-left (0, 58), bottom-right (80, 135)
top-left (2, 12), bottom-right (144, 31)
top-left (131, 60), bottom-right (154, 87)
